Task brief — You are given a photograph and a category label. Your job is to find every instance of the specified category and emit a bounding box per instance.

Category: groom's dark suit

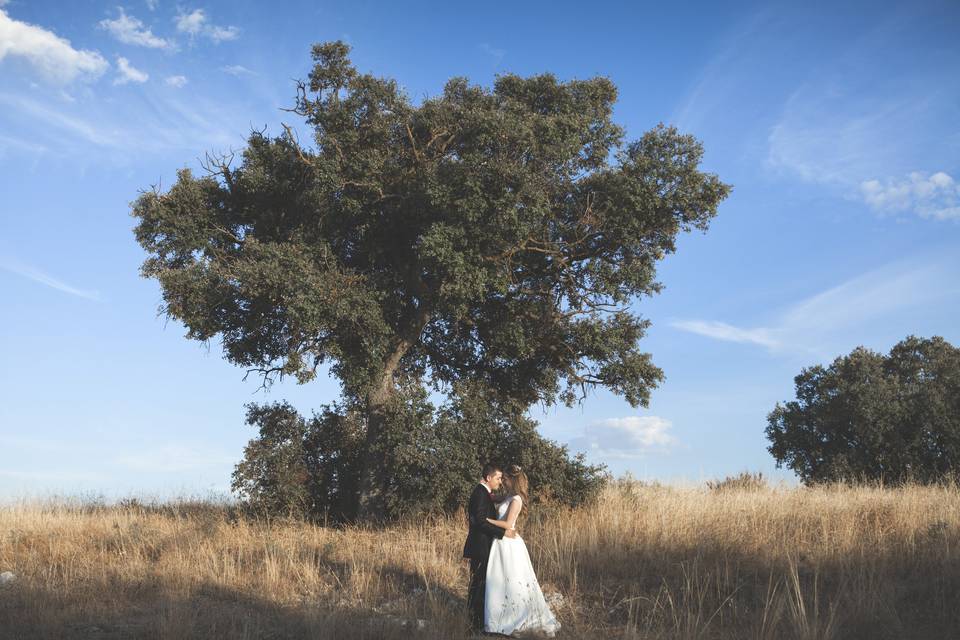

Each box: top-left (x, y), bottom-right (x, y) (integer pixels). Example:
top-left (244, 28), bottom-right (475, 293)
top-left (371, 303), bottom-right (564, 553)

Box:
top-left (463, 482), bottom-right (506, 630)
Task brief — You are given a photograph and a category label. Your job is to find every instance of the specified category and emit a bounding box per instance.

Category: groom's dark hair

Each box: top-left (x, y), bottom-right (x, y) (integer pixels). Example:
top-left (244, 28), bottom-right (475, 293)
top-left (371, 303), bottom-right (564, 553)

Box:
top-left (481, 462), bottom-right (501, 480)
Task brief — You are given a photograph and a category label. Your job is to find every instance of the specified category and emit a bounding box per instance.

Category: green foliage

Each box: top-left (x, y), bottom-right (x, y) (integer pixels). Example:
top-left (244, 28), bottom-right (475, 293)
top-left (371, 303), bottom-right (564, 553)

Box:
top-left (231, 378), bottom-right (608, 523)
top-left (425, 378), bottom-right (610, 515)
top-left (766, 335), bottom-right (960, 486)
top-left (230, 402), bottom-right (314, 520)
top-left (706, 471), bottom-right (768, 492)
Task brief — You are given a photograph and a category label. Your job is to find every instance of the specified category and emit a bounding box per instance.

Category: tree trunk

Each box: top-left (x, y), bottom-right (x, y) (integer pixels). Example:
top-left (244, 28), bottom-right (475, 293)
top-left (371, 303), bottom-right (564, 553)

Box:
top-left (355, 374), bottom-right (394, 521)
top-left (355, 303), bottom-right (431, 522)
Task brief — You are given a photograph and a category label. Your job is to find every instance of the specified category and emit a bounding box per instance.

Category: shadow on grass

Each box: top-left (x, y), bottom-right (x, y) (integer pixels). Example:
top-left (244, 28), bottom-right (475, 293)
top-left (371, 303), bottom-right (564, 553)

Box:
top-left (554, 536), bottom-right (960, 640)
top-left (0, 565), bottom-right (473, 640)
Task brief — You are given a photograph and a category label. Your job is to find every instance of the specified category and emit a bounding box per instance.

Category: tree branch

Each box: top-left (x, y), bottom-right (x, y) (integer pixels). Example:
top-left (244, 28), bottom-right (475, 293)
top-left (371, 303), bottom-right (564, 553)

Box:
top-left (281, 122), bottom-right (316, 167)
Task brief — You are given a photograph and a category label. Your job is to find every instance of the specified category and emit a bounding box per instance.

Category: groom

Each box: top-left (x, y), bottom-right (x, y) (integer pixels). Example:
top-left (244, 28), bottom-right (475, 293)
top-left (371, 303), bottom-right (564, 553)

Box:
top-left (463, 462), bottom-right (517, 632)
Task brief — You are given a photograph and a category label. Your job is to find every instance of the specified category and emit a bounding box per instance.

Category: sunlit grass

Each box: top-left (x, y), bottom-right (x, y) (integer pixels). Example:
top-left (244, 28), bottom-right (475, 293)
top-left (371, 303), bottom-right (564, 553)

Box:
top-left (1, 478), bottom-right (957, 638)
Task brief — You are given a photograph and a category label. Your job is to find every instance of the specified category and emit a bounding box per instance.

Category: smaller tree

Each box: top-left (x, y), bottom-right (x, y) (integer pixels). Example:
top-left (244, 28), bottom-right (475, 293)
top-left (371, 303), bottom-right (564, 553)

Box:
top-left (765, 335), bottom-right (960, 485)
top-left (230, 402), bottom-right (313, 519)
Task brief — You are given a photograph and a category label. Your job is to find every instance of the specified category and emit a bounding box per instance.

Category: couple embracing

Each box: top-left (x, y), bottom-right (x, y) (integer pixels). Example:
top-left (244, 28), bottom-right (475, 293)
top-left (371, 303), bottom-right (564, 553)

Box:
top-left (462, 463), bottom-right (561, 637)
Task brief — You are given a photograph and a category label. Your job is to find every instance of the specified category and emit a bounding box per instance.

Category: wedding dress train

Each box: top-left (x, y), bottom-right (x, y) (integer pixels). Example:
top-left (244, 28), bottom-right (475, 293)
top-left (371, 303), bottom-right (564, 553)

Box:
top-left (484, 495), bottom-right (561, 637)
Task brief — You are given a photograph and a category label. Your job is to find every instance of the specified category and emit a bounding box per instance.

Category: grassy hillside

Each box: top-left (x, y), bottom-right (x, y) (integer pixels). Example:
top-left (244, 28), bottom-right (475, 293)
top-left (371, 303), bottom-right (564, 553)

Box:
top-left (1, 478), bottom-right (958, 639)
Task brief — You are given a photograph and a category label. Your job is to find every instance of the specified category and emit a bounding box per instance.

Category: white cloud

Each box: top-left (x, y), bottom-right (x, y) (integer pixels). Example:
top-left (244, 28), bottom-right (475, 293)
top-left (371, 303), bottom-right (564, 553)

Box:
top-left (146, 0), bottom-right (159, 10)
top-left (0, 10), bottom-right (109, 84)
top-left (174, 8), bottom-right (204, 34)
top-left (164, 74), bottom-right (187, 87)
top-left (98, 7), bottom-right (174, 49)
top-left (207, 24), bottom-right (240, 43)
top-left (113, 55), bottom-right (148, 84)
top-left (669, 252), bottom-right (960, 358)
top-left (174, 8), bottom-right (239, 42)
top-left (221, 64), bottom-right (254, 77)
top-left (860, 171), bottom-right (960, 221)
top-left (0, 255), bottom-right (100, 300)
top-left (569, 416), bottom-right (678, 458)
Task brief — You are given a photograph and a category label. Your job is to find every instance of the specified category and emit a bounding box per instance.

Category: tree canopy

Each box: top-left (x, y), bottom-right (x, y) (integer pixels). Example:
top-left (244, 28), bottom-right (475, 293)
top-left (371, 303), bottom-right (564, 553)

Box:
top-left (766, 335), bottom-right (960, 485)
top-left (131, 40), bottom-right (731, 519)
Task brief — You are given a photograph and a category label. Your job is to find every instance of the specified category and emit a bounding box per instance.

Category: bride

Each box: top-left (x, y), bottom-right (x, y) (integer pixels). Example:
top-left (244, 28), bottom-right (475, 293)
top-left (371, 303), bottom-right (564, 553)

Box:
top-left (483, 464), bottom-right (561, 637)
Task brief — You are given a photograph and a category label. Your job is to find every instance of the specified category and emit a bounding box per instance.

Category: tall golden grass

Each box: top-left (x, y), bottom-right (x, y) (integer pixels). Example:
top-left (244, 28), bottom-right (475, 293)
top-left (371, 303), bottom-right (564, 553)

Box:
top-left (1, 477), bottom-right (958, 639)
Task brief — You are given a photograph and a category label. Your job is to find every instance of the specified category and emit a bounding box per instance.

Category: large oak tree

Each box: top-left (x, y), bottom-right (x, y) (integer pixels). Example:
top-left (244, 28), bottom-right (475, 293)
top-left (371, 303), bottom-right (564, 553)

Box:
top-left (130, 41), bottom-right (731, 520)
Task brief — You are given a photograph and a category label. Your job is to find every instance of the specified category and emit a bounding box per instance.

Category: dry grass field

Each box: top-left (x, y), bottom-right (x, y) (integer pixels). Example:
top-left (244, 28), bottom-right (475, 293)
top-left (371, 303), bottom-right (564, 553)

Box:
top-left (1, 477), bottom-right (958, 640)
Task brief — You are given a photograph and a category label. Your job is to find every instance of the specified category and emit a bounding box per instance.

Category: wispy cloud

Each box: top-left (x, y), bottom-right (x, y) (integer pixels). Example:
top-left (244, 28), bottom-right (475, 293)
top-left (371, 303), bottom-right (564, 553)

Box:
top-left (0, 88), bottom-right (244, 158)
top-left (478, 42), bottom-right (505, 62)
top-left (0, 255), bottom-right (101, 300)
top-left (98, 7), bottom-right (175, 50)
top-left (672, 4), bottom-right (959, 225)
top-left (175, 8), bottom-right (239, 43)
top-left (164, 74), bottom-right (187, 87)
top-left (669, 7), bottom-right (779, 133)
top-left (0, 92), bottom-right (124, 147)
top-left (0, 9), bottom-right (109, 84)
top-left (669, 252), bottom-right (960, 358)
top-left (667, 320), bottom-right (779, 349)
top-left (221, 64), bottom-right (255, 77)
top-left (0, 133), bottom-right (47, 155)
top-left (860, 171), bottom-right (960, 221)
top-left (113, 55), bottom-right (148, 85)
top-left (766, 85), bottom-right (928, 186)
top-left (761, 10), bottom-right (959, 223)
top-left (569, 415), bottom-right (678, 459)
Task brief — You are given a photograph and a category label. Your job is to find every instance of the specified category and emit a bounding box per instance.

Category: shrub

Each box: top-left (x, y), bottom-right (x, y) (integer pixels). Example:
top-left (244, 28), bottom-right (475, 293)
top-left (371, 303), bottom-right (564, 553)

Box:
top-left (706, 471), bottom-right (768, 492)
top-left (230, 377), bottom-right (609, 523)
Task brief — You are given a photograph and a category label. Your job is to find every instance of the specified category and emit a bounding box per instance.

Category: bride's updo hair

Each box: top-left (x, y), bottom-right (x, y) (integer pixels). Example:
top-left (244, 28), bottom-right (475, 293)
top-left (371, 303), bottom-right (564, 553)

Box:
top-left (501, 464), bottom-right (529, 517)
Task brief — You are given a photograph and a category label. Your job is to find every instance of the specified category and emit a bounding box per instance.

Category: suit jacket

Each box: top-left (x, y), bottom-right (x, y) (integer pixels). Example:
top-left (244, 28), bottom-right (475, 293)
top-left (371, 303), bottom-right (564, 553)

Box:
top-left (462, 483), bottom-right (505, 560)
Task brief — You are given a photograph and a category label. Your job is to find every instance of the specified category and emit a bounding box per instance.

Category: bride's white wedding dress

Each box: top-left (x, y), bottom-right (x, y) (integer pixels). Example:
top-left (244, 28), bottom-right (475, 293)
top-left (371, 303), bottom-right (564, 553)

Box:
top-left (484, 495), bottom-right (561, 637)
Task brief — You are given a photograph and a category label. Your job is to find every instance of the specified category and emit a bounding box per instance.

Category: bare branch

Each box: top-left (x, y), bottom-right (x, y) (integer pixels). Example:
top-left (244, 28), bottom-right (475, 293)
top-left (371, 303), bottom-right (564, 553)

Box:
top-left (405, 123), bottom-right (421, 163)
top-left (281, 122), bottom-right (316, 168)
top-left (243, 365), bottom-right (286, 394)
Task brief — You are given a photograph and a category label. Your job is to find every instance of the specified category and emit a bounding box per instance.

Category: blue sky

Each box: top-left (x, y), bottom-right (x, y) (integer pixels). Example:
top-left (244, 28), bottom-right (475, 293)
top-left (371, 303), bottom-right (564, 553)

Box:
top-left (1, 0), bottom-right (958, 503)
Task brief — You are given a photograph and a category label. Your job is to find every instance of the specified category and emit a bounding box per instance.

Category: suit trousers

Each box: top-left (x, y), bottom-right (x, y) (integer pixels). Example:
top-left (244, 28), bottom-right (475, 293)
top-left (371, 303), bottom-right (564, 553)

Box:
top-left (467, 556), bottom-right (488, 630)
